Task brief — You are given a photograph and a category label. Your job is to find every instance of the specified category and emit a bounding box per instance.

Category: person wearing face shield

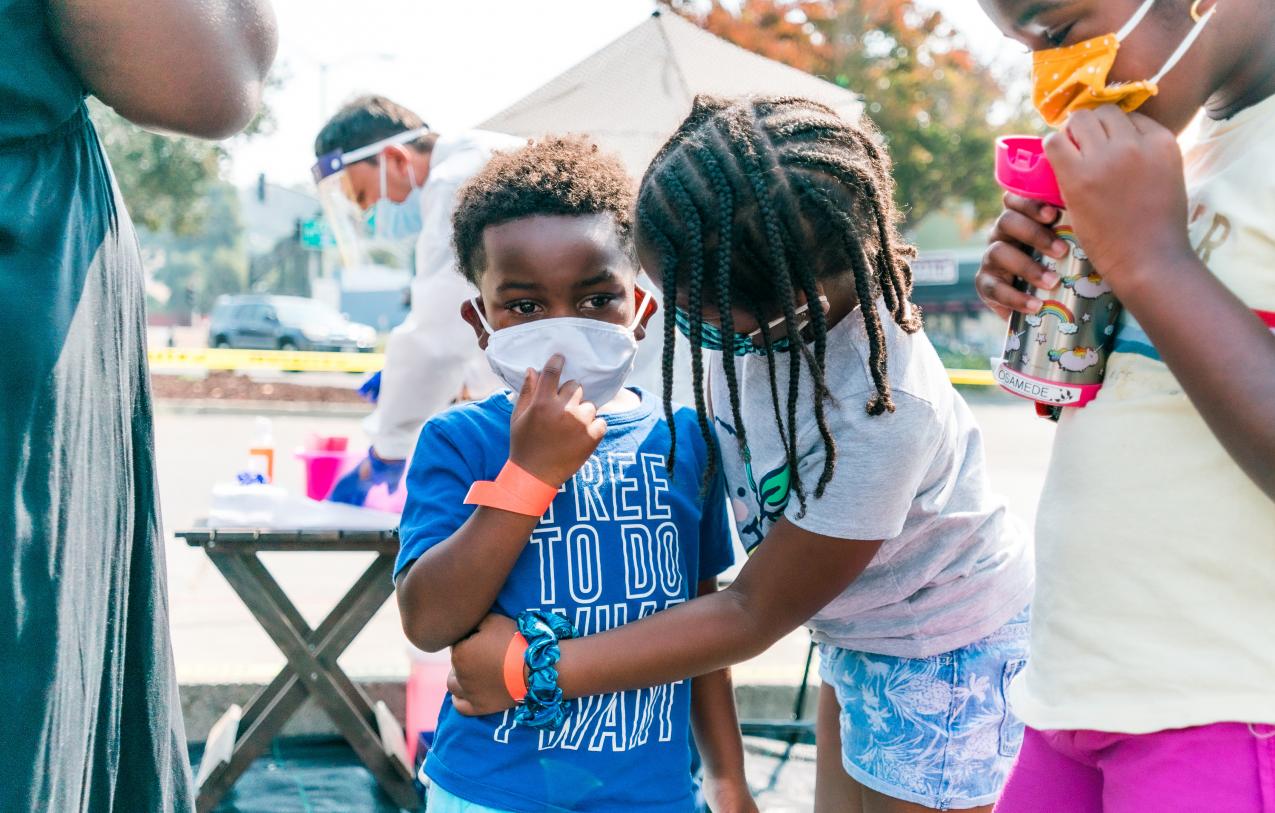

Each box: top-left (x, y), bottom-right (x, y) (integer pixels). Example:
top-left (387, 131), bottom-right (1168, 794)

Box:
top-left (312, 96), bottom-right (523, 505)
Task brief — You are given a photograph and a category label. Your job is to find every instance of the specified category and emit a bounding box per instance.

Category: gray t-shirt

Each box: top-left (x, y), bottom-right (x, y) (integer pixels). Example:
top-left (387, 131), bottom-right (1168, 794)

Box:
top-left (707, 301), bottom-right (1033, 658)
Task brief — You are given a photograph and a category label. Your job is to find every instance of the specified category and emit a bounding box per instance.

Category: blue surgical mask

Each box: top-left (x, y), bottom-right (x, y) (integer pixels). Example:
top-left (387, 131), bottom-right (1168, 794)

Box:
top-left (368, 156), bottom-right (422, 241)
top-left (674, 296), bottom-right (828, 357)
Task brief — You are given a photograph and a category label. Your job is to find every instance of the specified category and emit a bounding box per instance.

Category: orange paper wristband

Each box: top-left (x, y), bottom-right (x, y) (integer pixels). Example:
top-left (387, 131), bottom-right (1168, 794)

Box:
top-left (503, 631), bottom-right (529, 703)
top-left (464, 461), bottom-right (557, 517)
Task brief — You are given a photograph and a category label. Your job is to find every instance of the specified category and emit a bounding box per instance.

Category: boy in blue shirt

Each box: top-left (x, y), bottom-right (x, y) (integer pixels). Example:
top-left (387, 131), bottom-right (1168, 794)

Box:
top-left (393, 136), bottom-right (751, 813)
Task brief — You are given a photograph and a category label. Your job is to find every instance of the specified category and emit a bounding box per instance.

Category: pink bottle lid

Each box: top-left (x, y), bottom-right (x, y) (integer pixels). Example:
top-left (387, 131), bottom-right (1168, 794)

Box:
top-left (995, 136), bottom-right (1065, 210)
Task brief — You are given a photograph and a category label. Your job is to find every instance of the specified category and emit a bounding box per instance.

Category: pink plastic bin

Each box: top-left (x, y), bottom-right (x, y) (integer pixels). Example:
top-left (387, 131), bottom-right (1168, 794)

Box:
top-left (296, 450), bottom-right (354, 501)
top-left (405, 647), bottom-right (450, 764)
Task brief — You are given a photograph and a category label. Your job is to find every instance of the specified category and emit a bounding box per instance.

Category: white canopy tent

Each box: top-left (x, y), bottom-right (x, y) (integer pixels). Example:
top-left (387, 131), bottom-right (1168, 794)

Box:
top-left (481, 8), bottom-right (863, 176)
top-left (481, 8), bottom-right (863, 408)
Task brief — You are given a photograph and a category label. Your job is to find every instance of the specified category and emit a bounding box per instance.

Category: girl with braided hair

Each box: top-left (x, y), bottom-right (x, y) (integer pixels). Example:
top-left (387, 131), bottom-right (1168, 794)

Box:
top-left (448, 96), bottom-right (1032, 812)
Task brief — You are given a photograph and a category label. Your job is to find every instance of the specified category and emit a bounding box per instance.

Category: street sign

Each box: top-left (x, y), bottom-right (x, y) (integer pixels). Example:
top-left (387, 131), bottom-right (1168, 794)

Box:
top-left (299, 217), bottom-right (335, 251)
top-left (912, 253), bottom-right (959, 286)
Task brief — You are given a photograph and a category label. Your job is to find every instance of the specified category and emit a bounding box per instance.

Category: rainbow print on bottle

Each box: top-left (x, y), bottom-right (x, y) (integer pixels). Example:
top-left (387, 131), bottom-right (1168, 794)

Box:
top-left (993, 136), bottom-right (1122, 414)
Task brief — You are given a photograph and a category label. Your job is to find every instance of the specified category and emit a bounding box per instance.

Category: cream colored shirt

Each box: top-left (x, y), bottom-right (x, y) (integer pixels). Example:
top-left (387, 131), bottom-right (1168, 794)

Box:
top-left (1009, 96), bottom-right (1275, 734)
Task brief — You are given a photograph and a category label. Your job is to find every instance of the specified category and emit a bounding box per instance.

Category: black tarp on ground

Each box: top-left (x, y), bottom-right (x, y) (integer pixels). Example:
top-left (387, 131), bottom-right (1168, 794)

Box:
top-left (0, 1), bottom-right (194, 809)
top-left (188, 736), bottom-right (818, 812)
top-left (191, 739), bottom-right (409, 813)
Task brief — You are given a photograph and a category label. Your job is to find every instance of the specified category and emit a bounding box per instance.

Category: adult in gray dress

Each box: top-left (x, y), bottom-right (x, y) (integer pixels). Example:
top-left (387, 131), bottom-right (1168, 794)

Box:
top-left (0, 2), bottom-right (275, 809)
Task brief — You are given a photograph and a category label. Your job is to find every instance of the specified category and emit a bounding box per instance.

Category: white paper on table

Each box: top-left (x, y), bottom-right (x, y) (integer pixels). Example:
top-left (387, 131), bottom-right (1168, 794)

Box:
top-left (208, 484), bottom-right (400, 530)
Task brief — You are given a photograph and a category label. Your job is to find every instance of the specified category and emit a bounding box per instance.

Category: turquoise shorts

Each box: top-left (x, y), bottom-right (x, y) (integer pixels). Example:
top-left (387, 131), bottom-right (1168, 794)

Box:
top-left (818, 606), bottom-right (1031, 810)
top-left (424, 779), bottom-right (513, 813)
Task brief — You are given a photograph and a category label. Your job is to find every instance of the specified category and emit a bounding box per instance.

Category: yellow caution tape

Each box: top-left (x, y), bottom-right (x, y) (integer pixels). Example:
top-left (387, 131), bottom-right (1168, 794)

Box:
top-left (148, 348), bottom-right (1000, 386)
top-left (945, 368), bottom-right (997, 387)
top-left (148, 347), bottom-right (385, 373)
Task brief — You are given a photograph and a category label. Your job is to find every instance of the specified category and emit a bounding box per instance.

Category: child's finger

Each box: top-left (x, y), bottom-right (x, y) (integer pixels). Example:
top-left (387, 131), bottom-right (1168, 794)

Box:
top-left (572, 398), bottom-right (598, 425)
top-left (559, 379), bottom-right (584, 406)
top-left (451, 697), bottom-right (476, 716)
top-left (992, 210), bottom-right (1068, 261)
top-left (512, 368), bottom-right (537, 416)
top-left (1044, 128), bottom-right (1082, 171)
top-left (1126, 111), bottom-right (1158, 136)
top-left (1002, 192), bottom-right (1060, 226)
top-left (1062, 109), bottom-right (1106, 152)
top-left (1094, 104), bottom-right (1137, 140)
top-left (536, 354), bottom-right (565, 399)
top-left (983, 241), bottom-right (1060, 291)
top-left (977, 265), bottom-right (1043, 317)
top-left (588, 417), bottom-right (608, 441)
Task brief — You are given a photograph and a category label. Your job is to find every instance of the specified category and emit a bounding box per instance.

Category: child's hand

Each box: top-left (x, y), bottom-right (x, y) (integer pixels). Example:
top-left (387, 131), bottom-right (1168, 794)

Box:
top-left (1044, 106), bottom-right (1195, 292)
top-left (448, 613), bottom-right (521, 717)
top-left (508, 353), bottom-right (607, 487)
top-left (977, 193), bottom-right (1069, 319)
top-left (704, 776), bottom-right (758, 813)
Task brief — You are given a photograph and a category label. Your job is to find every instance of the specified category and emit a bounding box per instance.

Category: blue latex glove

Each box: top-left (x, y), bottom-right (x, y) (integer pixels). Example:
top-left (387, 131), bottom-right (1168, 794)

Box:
top-left (358, 370), bottom-right (382, 404)
top-left (327, 447), bottom-right (407, 505)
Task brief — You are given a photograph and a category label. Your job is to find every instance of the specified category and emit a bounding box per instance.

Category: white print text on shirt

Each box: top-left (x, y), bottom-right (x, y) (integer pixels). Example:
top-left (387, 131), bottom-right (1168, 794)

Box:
top-left (492, 451), bottom-right (691, 753)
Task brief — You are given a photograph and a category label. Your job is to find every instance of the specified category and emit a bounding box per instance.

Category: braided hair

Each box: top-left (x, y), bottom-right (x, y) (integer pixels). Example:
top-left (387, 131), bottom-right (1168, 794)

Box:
top-left (636, 95), bottom-right (921, 513)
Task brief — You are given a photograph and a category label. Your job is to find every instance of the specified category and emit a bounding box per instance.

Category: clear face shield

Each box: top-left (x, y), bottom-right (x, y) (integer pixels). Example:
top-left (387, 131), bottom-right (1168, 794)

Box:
top-left (311, 126), bottom-right (431, 270)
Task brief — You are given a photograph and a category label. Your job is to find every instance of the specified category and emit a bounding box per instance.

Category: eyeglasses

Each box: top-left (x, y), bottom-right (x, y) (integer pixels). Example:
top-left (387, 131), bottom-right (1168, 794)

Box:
top-left (673, 296), bottom-right (829, 357)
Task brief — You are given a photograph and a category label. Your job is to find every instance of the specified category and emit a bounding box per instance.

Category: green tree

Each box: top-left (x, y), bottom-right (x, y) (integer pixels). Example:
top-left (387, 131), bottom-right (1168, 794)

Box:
top-left (88, 73), bottom-right (277, 235)
top-left (88, 77), bottom-right (281, 317)
top-left (89, 98), bottom-right (224, 236)
top-left (675, 0), bottom-right (1035, 225)
top-left (149, 182), bottom-right (249, 314)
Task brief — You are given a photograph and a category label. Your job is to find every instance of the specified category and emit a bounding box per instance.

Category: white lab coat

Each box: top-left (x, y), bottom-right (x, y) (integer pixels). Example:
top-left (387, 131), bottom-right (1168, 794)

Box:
top-left (366, 130), bottom-right (692, 459)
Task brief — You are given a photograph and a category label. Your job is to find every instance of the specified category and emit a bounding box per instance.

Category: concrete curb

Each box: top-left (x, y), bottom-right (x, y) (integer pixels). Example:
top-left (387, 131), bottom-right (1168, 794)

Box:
top-left (181, 681), bottom-right (816, 743)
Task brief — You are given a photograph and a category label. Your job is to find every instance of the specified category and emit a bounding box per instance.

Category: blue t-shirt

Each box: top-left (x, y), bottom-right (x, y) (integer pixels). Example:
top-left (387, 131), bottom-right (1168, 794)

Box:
top-left (396, 388), bottom-right (734, 813)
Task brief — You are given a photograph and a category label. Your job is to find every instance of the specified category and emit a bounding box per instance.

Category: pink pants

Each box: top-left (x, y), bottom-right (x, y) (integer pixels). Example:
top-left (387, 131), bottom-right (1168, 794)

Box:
top-left (995, 723), bottom-right (1275, 813)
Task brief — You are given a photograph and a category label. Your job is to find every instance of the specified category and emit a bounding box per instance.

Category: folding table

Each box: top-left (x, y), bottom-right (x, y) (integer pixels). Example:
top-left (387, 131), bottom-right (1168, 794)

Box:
top-left (177, 527), bottom-right (420, 812)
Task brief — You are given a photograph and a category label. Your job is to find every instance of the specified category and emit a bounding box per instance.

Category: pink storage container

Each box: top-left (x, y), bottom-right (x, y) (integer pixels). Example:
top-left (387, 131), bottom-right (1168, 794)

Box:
top-left (405, 646), bottom-right (450, 764)
top-left (295, 450), bottom-right (355, 501)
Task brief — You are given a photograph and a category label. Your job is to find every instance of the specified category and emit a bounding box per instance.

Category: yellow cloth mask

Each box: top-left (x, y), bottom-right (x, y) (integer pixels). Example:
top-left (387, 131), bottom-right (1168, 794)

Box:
top-left (1033, 0), bottom-right (1216, 126)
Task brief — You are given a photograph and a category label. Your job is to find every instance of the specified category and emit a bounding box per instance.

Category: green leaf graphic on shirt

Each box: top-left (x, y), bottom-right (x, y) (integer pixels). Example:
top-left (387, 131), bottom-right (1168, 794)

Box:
top-left (757, 464), bottom-right (790, 511)
top-left (740, 453), bottom-right (791, 554)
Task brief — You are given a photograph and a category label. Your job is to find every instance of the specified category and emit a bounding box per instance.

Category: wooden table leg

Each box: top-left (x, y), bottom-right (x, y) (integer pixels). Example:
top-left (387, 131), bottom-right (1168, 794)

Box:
top-left (201, 551), bottom-right (420, 811)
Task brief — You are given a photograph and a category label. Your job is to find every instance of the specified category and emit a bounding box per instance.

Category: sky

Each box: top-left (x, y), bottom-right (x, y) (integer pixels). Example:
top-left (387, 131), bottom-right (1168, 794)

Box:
top-left (227, 0), bottom-right (1022, 189)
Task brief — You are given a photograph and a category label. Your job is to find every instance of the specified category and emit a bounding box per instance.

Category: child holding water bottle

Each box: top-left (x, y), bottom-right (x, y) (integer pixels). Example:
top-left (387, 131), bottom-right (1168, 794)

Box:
top-left (975, 0), bottom-right (1275, 809)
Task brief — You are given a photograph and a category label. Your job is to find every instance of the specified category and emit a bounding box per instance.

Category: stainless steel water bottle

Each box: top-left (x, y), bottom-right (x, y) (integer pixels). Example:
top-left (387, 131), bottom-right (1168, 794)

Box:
top-left (993, 136), bottom-right (1122, 416)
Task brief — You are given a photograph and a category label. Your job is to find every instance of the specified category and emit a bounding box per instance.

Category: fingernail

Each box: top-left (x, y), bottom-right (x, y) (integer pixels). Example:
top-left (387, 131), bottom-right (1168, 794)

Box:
top-left (1051, 240), bottom-right (1067, 258)
top-left (1040, 206), bottom-right (1057, 222)
top-left (1042, 271), bottom-right (1060, 288)
top-left (1027, 298), bottom-right (1043, 313)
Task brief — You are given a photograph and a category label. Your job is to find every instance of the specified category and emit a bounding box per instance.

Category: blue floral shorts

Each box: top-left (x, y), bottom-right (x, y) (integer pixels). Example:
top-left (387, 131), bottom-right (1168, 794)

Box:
top-left (818, 606), bottom-right (1030, 810)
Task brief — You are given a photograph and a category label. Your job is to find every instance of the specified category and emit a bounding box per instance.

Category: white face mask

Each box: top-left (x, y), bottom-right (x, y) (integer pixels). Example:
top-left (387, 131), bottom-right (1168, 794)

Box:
top-left (472, 292), bottom-right (649, 407)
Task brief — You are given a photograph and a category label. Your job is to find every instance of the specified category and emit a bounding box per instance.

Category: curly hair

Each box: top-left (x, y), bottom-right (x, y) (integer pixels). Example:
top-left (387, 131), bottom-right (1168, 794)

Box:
top-left (452, 135), bottom-right (635, 283)
top-left (637, 95), bottom-right (921, 511)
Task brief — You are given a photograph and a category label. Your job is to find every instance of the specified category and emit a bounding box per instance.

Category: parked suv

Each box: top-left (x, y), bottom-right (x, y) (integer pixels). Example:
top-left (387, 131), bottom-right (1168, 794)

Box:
top-left (208, 295), bottom-right (376, 352)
